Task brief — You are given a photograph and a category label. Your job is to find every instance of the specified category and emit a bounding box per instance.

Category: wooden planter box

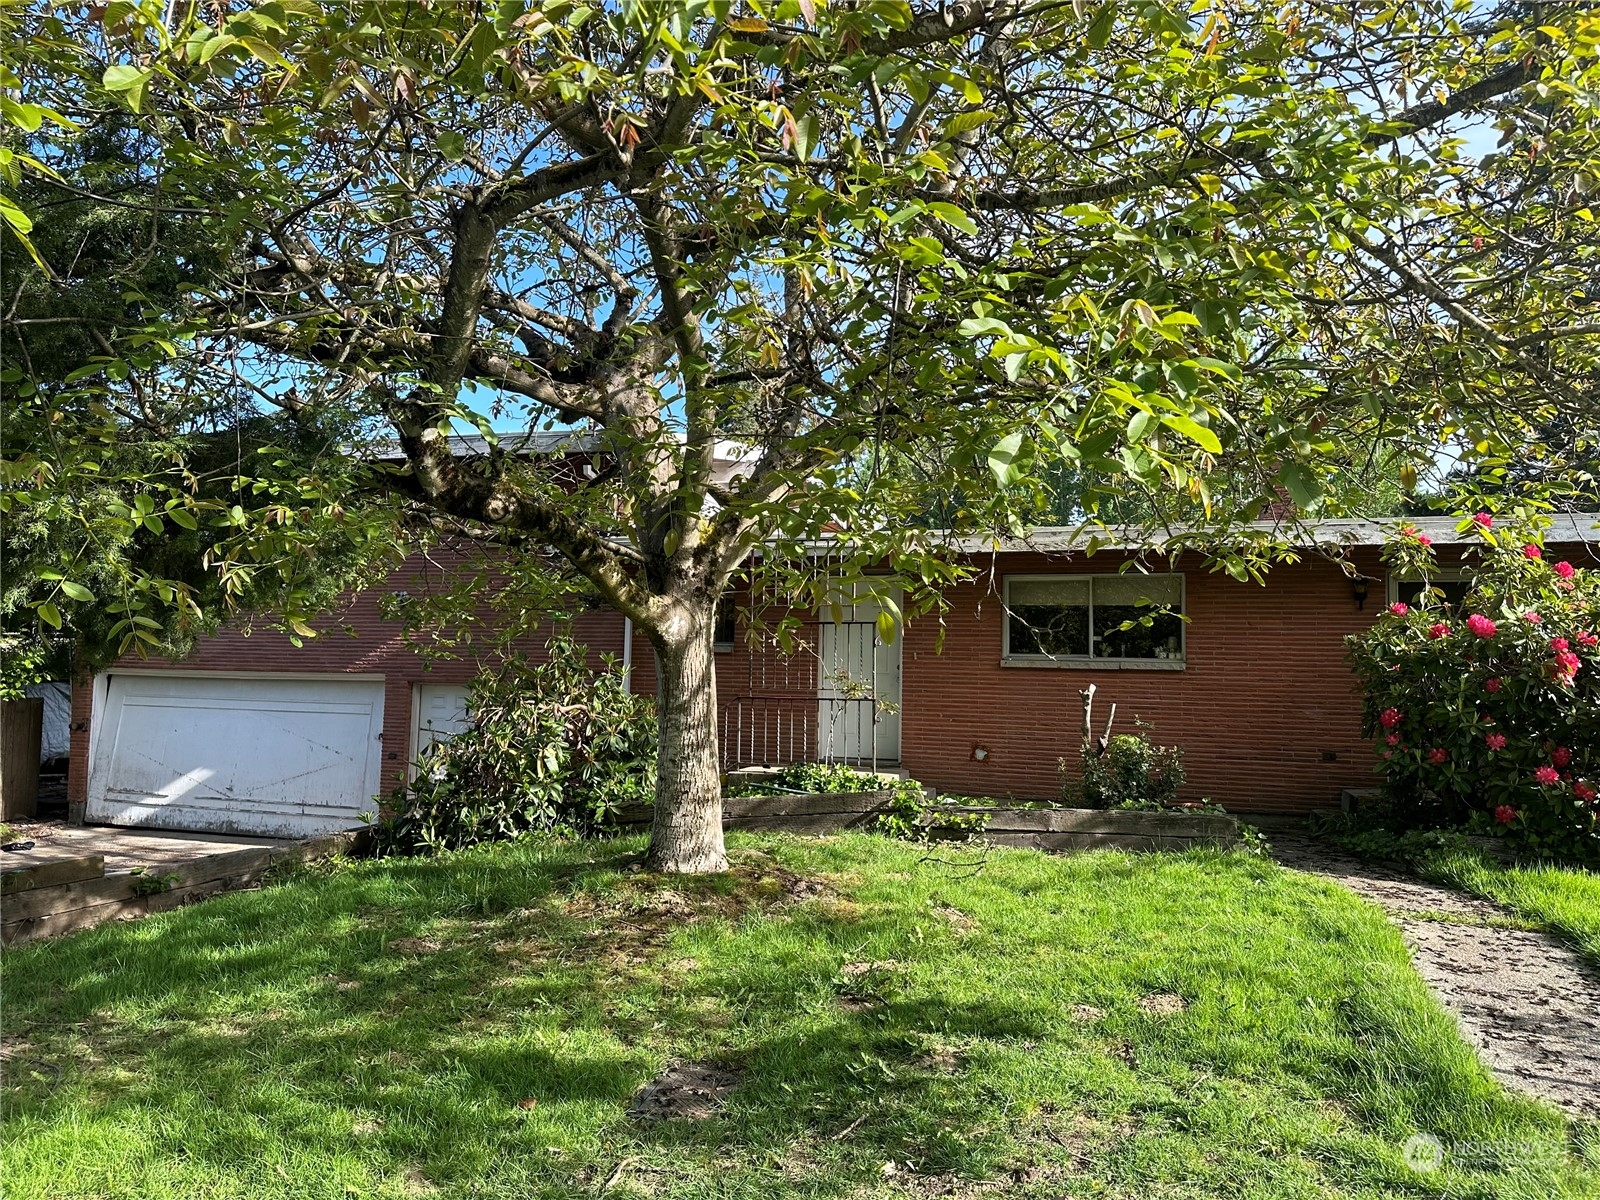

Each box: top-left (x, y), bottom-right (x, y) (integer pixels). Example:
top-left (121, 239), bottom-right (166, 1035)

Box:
top-left (934, 804), bottom-right (1239, 852)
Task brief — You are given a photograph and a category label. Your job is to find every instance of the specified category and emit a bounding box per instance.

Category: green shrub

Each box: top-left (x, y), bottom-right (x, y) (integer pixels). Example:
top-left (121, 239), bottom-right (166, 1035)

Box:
top-left (1060, 727), bottom-right (1185, 809)
top-left (733, 762), bottom-right (984, 842)
top-left (376, 635), bottom-right (656, 855)
top-left (761, 762), bottom-right (894, 794)
top-left (1345, 514), bottom-right (1599, 864)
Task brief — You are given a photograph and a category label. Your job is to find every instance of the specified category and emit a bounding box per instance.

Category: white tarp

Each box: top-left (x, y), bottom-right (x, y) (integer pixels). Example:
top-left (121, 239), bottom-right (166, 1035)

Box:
top-left (24, 681), bottom-right (71, 762)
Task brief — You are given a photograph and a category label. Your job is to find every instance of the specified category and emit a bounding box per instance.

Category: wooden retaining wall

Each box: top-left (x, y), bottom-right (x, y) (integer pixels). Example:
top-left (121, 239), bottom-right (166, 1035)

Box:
top-left (1, 829), bottom-right (368, 947)
top-left (617, 792), bottom-right (1239, 852)
top-left (615, 789), bottom-right (898, 835)
top-left (955, 805), bottom-right (1238, 852)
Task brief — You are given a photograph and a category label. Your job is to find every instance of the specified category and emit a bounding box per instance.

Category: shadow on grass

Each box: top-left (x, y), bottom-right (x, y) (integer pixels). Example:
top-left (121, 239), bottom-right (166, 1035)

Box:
top-left (3, 835), bottom-right (1591, 1200)
top-left (1, 837), bottom-right (1062, 1195)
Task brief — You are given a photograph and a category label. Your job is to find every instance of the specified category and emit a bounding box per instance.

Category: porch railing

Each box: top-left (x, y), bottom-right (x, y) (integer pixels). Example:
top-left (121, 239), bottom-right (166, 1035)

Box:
top-left (720, 694), bottom-right (887, 770)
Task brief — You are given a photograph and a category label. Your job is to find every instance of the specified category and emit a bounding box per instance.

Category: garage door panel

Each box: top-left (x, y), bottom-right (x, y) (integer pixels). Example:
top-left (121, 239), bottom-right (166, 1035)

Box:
top-left (87, 675), bottom-right (384, 837)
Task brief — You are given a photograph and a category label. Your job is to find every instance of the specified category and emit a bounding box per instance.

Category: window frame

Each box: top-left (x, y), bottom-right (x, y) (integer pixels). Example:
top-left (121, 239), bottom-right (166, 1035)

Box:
top-left (1001, 573), bottom-right (1187, 671)
top-left (1386, 567), bottom-right (1474, 609)
top-left (712, 591), bottom-right (737, 652)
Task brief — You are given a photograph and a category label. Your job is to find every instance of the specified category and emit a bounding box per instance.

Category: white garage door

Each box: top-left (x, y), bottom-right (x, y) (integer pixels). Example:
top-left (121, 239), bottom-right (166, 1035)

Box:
top-left (87, 674), bottom-right (385, 837)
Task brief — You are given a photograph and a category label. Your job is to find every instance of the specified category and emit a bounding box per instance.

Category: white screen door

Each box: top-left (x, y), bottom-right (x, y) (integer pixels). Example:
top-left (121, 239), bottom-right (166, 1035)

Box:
top-left (817, 585), bottom-right (902, 763)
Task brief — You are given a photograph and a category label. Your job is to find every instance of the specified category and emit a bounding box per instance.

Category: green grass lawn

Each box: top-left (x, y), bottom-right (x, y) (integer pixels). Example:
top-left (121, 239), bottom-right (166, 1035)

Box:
top-left (1419, 846), bottom-right (1600, 969)
top-left (3, 834), bottom-right (1596, 1199)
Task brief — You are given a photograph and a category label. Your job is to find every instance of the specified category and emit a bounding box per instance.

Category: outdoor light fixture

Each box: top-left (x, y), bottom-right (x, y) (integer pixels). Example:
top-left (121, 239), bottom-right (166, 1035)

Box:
top-left (970, 745), bottom-right (989, 762)
top-left (1351, 576), bottom-right (1369, 610)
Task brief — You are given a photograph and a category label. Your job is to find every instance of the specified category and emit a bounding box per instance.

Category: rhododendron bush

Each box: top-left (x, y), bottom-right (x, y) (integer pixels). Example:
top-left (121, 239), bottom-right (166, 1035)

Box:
top-left (1346, 516), bottom-right (1600, 864)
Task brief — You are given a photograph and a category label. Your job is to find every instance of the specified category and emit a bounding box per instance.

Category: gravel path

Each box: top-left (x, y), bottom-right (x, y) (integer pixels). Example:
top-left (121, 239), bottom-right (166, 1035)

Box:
top-left (1272, 834), bottom-right (1600, 1118)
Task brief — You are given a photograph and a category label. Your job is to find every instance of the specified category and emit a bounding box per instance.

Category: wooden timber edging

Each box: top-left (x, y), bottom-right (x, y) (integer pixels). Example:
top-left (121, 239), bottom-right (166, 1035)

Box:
top-left (0, 827), bottom-right (371, 947)
top-left (1, 854), bottom-right (107, 897)
top-left (614, 793), bottom-right (1240, 852)
top-left (613, 789), bottom-right (898, 834)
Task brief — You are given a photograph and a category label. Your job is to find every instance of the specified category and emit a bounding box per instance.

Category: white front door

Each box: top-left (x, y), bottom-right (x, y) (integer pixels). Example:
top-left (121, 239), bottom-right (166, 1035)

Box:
top-left (818, 585), bottom-right (903, 764)
top-left (412, 683), bottom-right (471, 769)
top-left (86, 673), bottom-right (385, 837)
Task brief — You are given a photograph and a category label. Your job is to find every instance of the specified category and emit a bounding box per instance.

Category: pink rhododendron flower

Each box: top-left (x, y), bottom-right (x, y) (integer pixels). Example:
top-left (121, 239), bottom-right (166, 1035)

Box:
top-left (1575, 781), bottom-right (1599, 804)
top-left (1466, 613), bottom-right (1496, 637)
top-left (1427, 747), bottom-right (1449, 765)
top-left (1485, 732), bottom-right (1507, 751)
top-left (1428, 622), bottom-right (1450, 640)
top-left (1484, 677), bottom-right (1503, 693)
top-left (1494, 805), bottom-right (1518, 825)
top-left (1473, 512), bottom-right (1493, 528)
top-left (1554, 650), bottom-right (1581, 682)
top-left (1417, 535), bottom-right (1433, 547)
top-left (1554, 561), bottom-right (1576, 579)
top-left (1524, 611), bottom-right (1543, 624)
top-left (1578, 631), bottom-right (1599, 649)
top-left (1385, 732), bottom-right (1401, 746)
top-left (1553, 746), bottom-right (1573, 768)
top-left (1523, 543), bottom-right (1542, 560)
top-left (1535, 765), bottom-right (1561, 786)
top-left (1388, 601), bottom-right (1409, 616)
top-left (1379, 707), bottom-right (1403, 729)
top-left (1551, 637), bottom-right (1570, 653)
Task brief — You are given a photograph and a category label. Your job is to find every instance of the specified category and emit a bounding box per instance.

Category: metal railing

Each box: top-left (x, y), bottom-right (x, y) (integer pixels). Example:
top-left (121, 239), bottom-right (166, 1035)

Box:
top-left (720, 693), bottom-right (885, 770)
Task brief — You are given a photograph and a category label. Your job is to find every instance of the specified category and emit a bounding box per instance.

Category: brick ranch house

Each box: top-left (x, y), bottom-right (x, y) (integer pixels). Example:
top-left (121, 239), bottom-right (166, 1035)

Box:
top-left (66, 512), bottom-right (1600, 838)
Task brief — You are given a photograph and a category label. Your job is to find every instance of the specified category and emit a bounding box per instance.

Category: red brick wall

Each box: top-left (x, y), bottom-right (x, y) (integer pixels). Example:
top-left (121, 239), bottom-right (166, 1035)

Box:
top-left (897, 550), bottom-right (1380, 813)
top-left (895, 539), bottom-right (1594, 813)
top-left (71, 538), bottom-right (1598, 822)
top-left (68, 548), bottom-right (629, 812)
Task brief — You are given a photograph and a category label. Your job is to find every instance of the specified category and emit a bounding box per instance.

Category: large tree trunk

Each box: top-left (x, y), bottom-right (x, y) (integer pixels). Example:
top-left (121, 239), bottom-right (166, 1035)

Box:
top-left (645, 600), bottom-right (728, 873)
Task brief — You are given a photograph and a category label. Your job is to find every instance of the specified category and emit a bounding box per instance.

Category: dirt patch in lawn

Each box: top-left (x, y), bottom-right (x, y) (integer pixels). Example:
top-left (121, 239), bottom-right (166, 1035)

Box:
top-left (626, 1062), bottom-right (742, 1121)
top-left (564, 856), bottom-right (833, 925)
top-left (1137, 992), bottom-right (1187, 1016)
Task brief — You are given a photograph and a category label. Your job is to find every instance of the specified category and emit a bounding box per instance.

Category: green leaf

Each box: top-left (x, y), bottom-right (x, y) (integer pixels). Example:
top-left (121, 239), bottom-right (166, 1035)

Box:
top-left (437, 130), bottom-right (467, 162)
top-left (37, 602), bottom-right (61, 629)
top-left (988, 430), bottom-right (1024, 485)
top-left (793, 113), bottom-right (817, 161)
top-left (927, 201), bottom-right (977, 235)
top-left (197, 34), bottom-right (240, 65)
top-left (59, 580), bottom-right (94, 602)
top-left (102, 64), bottom-right (147, 92)
top-left (238, 37), bottom-right (293, 70)
top-left (876, 610), bottom-right (898, 646)
top-left (1087, 2), bottom-right (1118, 49)
top-left (102, 65), bottom-right (153, 111)
top-left (945, 110), bottom-right (997, 136)
top-left (1161, 413), bottom-right (1222, 454)
top-left (0, 194), bottom-right (34, 236)
top-left (0, 96), bottom-right (42, 133)
top-left (958, 316), bottom-right (1010, 338)
top-left (1277, 462), bottom-right (1322, 509)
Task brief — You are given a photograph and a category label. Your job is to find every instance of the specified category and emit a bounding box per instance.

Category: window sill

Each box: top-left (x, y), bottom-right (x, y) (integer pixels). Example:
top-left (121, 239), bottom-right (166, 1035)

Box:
top-left (1000, 656), bottom-right (1186, 672)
